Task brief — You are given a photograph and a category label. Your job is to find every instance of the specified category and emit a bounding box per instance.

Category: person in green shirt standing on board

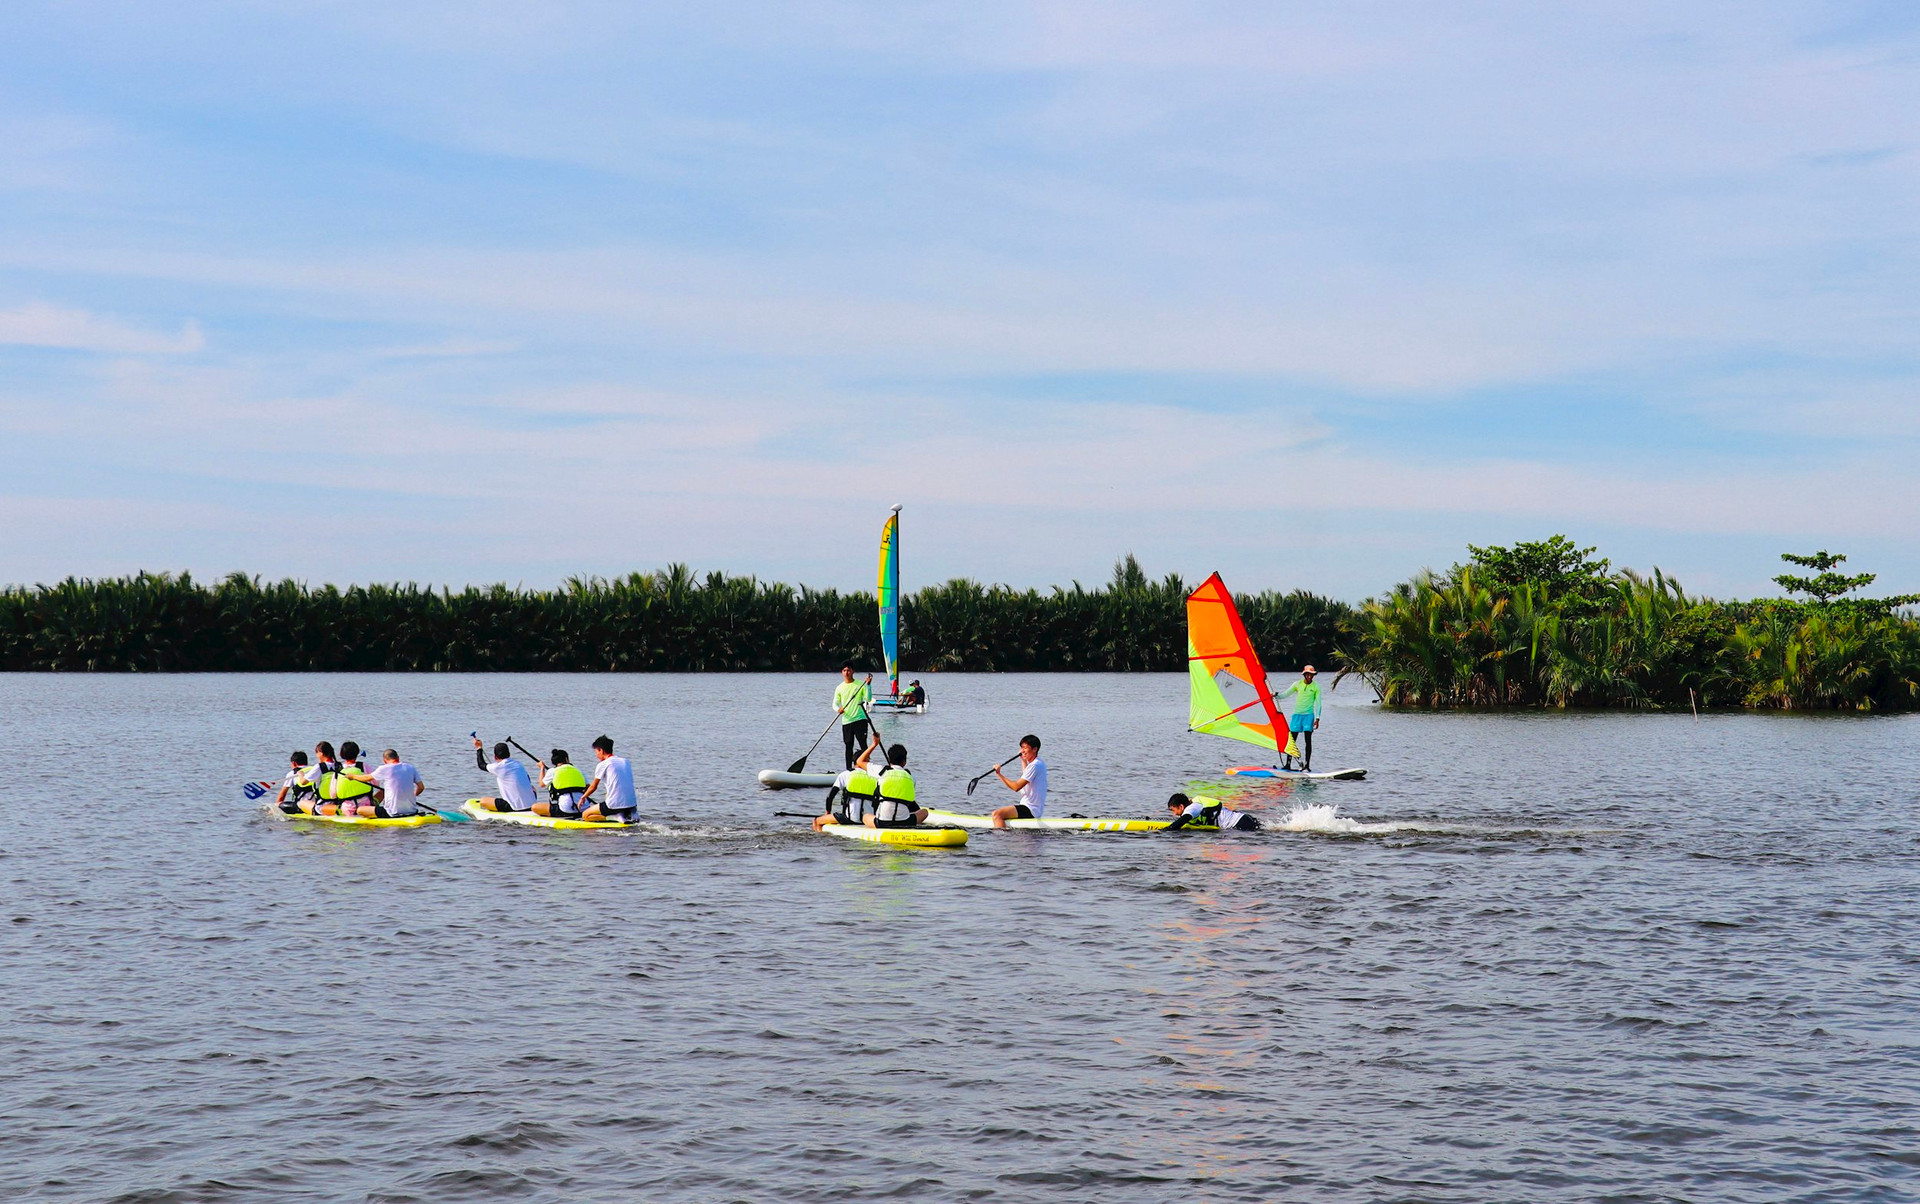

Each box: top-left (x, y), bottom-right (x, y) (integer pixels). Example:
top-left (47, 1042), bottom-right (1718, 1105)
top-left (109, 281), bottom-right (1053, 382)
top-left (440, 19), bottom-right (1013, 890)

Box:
top-left (834, 665), bottom-right (874, 770)
top-left (1276, 664), bottom-right (1323, 771)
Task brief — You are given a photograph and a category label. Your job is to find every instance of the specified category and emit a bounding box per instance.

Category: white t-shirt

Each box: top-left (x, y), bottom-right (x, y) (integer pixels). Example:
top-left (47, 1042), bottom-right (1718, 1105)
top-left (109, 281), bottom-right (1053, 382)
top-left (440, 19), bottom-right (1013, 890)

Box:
top-left (371, 762), bottom-right (424, 816)
top-left (486, 756), bottom-right (536, 810)
top-left (591, 755), bottom-right (636, 810)
top-left (1015, 758), bottom-right (1048, 817)
top-left (542, 767), bottom-right (585, 814)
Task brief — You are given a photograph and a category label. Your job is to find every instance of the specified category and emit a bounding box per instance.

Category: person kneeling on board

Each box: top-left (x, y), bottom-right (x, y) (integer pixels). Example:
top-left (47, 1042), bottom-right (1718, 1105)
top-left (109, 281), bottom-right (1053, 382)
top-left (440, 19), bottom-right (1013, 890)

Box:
top-left (1163, 792), bottom-right (1261, 832)
top-left (579, 735), bottom-right (638, 823)
top-left (341, 749), bottom-right (427, 818)
top-left (530, 749), bottom-right (588, 818)
top-left (987, 735), bottom-right (1048, 829)
top-left (474, 738), bottom-right (537, 812)
top-left (271, 750), bottom-right (321, 815)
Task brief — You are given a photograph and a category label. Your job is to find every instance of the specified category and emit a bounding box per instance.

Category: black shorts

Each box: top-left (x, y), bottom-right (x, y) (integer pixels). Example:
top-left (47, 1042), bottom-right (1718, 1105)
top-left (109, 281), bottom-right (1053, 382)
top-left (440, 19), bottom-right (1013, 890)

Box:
top-left (279, 799), bottom-right (305, 814)
top-left (1232, 814), bottom-right (1261, 831)
top-left (1013, 804), bottom-right (1035, 820)
top-left (597, 808), bottom-right (637, 823)
top-left (871, 816), bottom-right (919, 829)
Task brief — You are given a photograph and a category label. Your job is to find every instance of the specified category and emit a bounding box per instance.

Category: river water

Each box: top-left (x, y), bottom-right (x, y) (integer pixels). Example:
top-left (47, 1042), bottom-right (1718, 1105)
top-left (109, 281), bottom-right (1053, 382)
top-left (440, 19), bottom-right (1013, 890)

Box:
top-left (4, 672), bottom-right (1917, 1202)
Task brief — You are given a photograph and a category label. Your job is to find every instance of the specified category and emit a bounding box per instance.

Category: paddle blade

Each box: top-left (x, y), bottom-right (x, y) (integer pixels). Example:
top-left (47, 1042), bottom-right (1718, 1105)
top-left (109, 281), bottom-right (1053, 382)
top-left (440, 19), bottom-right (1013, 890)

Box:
top-left (787, 756), bottom-right (808, 774)
top-left (242, 781), bottom-right (267, 800)
top-left (433, 808), bottom-right (473, 823)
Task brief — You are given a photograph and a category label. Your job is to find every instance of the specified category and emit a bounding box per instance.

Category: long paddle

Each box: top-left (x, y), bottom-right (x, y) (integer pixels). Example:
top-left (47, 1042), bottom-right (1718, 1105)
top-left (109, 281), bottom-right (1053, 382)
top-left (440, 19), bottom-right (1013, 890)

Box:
top-left (787, 674), bottom-right (872, 773)
top-left (967, 753), bottom-right (1022, 797)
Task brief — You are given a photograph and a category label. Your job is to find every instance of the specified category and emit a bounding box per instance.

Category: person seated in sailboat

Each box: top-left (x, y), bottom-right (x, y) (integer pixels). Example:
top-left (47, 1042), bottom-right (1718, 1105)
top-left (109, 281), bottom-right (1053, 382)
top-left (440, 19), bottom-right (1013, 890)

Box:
top-left (902, 680), bottom-right (926, 707)
top-left (1163, 792), bottom-right (1262, 831)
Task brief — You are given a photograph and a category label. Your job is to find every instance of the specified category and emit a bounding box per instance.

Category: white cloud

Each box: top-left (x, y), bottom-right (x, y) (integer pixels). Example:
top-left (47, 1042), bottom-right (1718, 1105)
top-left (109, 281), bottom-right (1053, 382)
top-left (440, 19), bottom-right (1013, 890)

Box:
top-left (0, 302), bottom-right (204, 355)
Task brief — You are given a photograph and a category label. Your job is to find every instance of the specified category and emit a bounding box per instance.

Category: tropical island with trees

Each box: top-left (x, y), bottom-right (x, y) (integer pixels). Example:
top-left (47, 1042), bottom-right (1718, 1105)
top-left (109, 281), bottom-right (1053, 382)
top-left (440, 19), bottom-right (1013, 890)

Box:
top-left (3, 537), bottom-right (1914, 711)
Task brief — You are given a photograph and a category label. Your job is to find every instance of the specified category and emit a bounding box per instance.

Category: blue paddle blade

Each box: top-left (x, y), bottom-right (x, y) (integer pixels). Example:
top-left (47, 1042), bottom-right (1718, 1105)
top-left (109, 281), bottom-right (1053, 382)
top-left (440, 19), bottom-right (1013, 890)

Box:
top-left (433, 808), bottom-right (473, 823)
top-left (242, 781), bottom-right (267, 800)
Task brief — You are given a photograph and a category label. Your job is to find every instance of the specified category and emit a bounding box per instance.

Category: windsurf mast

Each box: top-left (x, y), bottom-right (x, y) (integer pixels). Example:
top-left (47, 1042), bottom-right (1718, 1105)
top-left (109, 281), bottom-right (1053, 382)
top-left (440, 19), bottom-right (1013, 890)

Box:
top-left (878, 504), bottom-right (902, 698)
top-left (1186, 572), bottom-right (1286, 751)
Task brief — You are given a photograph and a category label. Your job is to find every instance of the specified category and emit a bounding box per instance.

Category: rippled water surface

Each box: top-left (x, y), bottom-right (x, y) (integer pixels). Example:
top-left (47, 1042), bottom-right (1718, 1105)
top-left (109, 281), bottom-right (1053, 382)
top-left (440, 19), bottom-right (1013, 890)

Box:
top-left (5, 673), bottom-right (1919, 1203)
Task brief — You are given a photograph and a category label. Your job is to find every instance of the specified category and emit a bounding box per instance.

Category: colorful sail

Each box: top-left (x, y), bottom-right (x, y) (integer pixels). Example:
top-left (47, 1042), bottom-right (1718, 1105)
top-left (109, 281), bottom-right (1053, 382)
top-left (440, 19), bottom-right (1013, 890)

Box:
top-left (877, 505), bottom-right (901, 697)
top-left (1186, 572), bottom-right (1288, 752)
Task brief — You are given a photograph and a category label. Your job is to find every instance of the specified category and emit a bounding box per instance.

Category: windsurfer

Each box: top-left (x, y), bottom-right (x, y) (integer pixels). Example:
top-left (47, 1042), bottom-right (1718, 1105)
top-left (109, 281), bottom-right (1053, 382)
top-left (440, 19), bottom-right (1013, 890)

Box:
top-left (1276, 666), bottom-right (1322, 770)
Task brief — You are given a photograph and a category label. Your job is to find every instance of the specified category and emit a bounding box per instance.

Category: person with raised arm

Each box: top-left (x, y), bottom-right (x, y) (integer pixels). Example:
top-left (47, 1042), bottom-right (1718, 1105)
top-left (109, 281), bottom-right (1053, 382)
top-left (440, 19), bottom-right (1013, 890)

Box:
top-left (473, 738), bottom-right (537, 813)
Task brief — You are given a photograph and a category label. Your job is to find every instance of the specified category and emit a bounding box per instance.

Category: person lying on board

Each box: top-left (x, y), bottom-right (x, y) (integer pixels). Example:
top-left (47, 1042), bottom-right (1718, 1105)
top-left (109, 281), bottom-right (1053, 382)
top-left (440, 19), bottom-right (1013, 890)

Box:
top-left (1163, 792), bottom-right (1262, 832)
top-left (341, 749), bottom-right (427, 819)
top-left (529, 748), bottom-right (589, 818)
top-left (816, 733), bottom-right (890, 829)
top-left (474, 738), bottom-right (537, 812)
top-left (988, 735), bottom-right (1048, 828)
top-left (902, 680), bottom-right (926, 707)
top-left (267, 750), bottom-right (320, 815)
top-left (579, 735), bottom-right (638, 823)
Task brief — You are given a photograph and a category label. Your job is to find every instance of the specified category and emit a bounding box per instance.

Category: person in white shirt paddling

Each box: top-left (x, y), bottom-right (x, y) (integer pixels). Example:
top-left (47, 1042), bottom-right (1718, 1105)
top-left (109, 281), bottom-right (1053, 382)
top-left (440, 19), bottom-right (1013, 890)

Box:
top-left (987, 734), bottom-right (1048, 828)
top-left (474, 738), bottom-right (537, 812)
top-left (342, 749), bottom-right (427, 819)
top-left (580, 735), bottom-right (637, 823)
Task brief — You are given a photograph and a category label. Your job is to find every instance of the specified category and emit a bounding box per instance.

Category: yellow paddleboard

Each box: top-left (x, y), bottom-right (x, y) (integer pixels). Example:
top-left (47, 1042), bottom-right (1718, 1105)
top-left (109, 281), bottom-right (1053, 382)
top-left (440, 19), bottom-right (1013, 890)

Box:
top-left (460, 799), bottom-right (633, 829)
top-left (275, 808), bottom-right (442, 827)
top-left (818, 823), bottom-right (967, 848)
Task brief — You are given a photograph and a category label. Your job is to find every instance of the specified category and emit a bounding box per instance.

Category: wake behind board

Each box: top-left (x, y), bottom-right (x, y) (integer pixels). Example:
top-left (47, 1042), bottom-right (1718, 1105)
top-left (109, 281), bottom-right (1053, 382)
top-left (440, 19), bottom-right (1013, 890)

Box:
top-left (758, 769), bottom-right (838, 789)
top-left (1225, 766), bottom-right (1367, 781)
top-left (818, 823), bottom-right (967, 848)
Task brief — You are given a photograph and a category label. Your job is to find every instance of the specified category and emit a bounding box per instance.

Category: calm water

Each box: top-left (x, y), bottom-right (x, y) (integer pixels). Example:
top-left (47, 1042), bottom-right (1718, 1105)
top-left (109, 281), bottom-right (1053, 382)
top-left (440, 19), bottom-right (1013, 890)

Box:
top-left (4, 673), bottom-right (1918, 1203)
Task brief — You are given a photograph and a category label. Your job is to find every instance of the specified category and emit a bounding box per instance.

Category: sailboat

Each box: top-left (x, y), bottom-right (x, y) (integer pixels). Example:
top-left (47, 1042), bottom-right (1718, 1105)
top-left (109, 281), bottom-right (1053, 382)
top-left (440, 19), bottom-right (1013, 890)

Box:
top-left (869, 504), bottom-right (926, 712)
top-left (1186, 572), bottom-right (1363, 780)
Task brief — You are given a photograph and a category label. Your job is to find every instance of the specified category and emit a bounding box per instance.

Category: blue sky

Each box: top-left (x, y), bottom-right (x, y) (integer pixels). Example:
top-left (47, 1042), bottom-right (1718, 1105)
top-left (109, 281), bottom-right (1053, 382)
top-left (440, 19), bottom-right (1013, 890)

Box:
top-left (2, 1), bottom-right (1916, 600)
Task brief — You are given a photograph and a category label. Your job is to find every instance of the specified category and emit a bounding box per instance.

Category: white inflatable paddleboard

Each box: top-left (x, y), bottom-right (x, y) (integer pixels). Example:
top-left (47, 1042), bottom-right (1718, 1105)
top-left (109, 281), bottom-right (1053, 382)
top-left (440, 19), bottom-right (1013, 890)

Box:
top-left (757, 769), bottom-right (839, 789)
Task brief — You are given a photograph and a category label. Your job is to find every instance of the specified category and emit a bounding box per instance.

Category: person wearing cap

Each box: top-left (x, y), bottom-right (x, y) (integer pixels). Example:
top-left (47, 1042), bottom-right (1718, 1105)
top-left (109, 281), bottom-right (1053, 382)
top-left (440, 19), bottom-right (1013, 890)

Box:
top-left (1275, 665), bottom-right (1323, 771)
top-left (901, 679), bottom-right (926, 708)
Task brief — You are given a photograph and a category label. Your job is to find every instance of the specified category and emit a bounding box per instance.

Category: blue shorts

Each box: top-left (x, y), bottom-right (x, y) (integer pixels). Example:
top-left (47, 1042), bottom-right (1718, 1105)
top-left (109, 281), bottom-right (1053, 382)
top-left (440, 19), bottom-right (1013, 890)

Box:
top-left (1288, 713), bottom-right (1316, 733)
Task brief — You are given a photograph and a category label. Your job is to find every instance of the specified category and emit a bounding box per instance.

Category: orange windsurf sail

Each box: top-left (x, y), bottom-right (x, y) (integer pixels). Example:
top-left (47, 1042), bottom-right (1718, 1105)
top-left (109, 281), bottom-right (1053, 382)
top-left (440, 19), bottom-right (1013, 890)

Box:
top-left (1187, 572), bottom-right (1287, 752)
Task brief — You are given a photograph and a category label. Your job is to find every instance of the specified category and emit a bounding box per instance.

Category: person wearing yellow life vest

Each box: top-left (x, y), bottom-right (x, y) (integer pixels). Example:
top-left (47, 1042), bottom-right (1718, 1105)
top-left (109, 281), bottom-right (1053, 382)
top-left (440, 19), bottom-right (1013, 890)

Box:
top-left (864, 744), bottom-right (925, 829)
top-left (326, 741), bottom-right (377, 813)
top-left (530, 749), bottom-right (589, 818)
top-left (1162, 792), bottom-right (1262, 831)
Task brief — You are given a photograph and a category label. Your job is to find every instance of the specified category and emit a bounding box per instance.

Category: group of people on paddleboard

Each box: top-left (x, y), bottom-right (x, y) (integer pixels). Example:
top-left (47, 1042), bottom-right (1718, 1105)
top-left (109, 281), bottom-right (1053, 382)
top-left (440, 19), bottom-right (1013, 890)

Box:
top-left (263, 734), bottom-right (638, 822)
top-left (470, 735), bottom-right (638, 823)
top-left (266, 742), bottom-right (427, 819)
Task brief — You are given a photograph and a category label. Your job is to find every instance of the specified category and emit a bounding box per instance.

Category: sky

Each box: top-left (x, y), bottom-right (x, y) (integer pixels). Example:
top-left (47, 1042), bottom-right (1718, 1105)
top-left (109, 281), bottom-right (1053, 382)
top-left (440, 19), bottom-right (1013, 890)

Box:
top-left (1, 1), bottom-right (1916, 601)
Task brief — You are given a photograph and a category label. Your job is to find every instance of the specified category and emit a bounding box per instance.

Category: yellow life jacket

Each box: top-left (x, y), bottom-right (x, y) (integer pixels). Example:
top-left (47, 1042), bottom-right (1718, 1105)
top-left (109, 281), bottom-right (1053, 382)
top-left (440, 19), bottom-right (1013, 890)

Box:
top-left (844, 768), bottom-right (880, 800)
top-left (877, 767), bottom-right (915, 803)
top-left (334, 760), bottom-right (373, 800)
top-left (549, 763), bottom-right (587, 802)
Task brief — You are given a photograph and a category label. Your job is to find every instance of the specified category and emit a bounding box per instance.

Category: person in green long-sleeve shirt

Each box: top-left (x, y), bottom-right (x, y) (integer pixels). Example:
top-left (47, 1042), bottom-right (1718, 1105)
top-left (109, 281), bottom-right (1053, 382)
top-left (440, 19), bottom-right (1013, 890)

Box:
top-left (833, 666), bottom-right (873, 769)
top-left (1275, 665), bottom-right (1323, 770)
